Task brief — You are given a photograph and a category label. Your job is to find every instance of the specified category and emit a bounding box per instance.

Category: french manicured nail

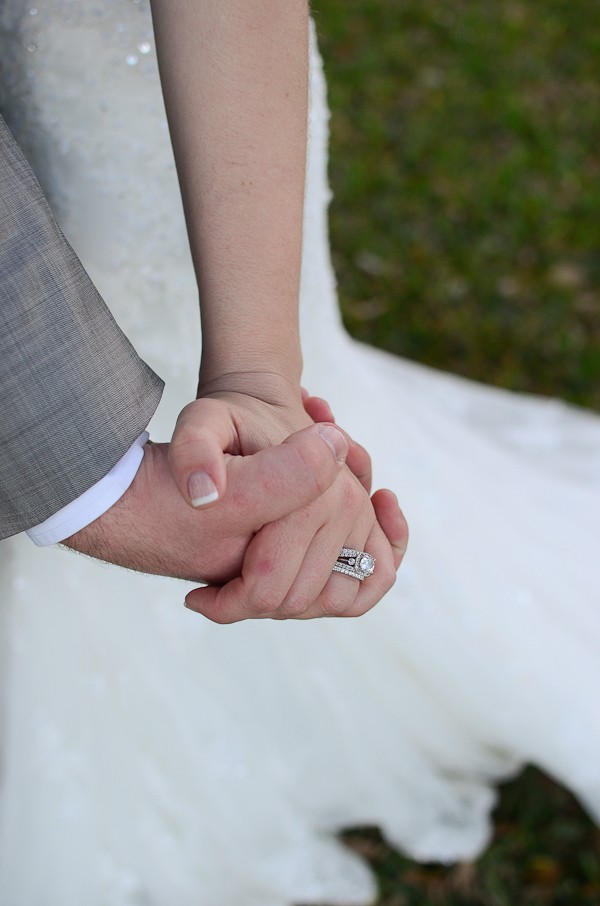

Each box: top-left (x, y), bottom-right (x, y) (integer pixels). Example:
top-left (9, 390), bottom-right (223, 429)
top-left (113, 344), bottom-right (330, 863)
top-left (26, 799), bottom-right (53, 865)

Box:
top-left (188, 470), bottom-right (219, 507)
top-left (317, 424), bottom-right (349, 463)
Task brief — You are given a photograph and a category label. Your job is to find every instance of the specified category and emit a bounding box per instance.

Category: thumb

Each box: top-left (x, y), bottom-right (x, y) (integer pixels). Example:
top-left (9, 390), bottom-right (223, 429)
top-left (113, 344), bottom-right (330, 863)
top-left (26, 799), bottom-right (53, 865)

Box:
top-left (224, 422), bottom-right (350, 530)
top-left (168, 398), bottom-right (236, 507)
top-left (302, 392), bottom-right (372, 493)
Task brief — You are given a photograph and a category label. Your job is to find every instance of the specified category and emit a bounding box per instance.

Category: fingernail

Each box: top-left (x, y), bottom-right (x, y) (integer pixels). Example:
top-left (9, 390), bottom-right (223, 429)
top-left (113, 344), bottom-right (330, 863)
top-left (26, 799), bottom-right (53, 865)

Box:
top-left (317, 424), bottom-right (348, 463)
top-left (188, 470), bottom-right (219, 507)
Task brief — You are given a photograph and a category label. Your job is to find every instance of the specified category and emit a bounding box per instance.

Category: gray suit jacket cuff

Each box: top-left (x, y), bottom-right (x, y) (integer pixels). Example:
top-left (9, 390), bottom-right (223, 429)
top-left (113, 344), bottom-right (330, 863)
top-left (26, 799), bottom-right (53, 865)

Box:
top-left (0, 113), bottom-right (164, 539)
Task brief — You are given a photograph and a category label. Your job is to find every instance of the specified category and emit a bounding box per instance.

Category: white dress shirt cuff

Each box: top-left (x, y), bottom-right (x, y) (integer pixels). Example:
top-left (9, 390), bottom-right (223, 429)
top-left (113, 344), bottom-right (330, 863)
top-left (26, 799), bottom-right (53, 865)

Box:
top-left (26, 431), bottom-right (149, 547)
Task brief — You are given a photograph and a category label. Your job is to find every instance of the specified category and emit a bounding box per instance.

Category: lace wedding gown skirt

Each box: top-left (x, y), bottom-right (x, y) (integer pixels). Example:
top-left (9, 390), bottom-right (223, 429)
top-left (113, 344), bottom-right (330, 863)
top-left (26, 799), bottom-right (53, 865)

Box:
top-left (1, 3), bottom-right (599, 904)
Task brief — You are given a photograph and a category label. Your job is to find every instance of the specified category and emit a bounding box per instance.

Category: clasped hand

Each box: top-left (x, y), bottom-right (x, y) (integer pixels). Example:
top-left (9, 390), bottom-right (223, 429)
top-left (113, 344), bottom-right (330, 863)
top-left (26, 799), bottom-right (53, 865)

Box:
top-left (167, 373), bottom-right (408, 622)
top-left (65, 375), bottom-right (407, 622)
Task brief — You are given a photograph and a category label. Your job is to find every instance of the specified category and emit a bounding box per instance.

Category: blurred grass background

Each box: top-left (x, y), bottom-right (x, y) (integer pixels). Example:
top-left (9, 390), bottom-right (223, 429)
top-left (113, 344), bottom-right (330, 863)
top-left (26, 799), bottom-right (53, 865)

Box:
top-left (309, 1), bottom-right (600, 902)
top-left (314, 0), bottom-right (600, 410)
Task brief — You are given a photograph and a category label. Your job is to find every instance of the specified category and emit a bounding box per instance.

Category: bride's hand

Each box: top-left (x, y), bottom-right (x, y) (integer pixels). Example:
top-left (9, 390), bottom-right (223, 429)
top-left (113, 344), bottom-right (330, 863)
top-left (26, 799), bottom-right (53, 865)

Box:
top-left (169, 373), bottom-right (375, 504)
top-left (168, 373), bottom-right (408, 621)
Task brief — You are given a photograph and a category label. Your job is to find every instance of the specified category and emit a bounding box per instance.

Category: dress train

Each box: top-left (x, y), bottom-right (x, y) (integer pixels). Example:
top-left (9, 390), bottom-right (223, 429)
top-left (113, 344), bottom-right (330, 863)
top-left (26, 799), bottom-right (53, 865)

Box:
top-left (0, 4), bottom-right (599, 904)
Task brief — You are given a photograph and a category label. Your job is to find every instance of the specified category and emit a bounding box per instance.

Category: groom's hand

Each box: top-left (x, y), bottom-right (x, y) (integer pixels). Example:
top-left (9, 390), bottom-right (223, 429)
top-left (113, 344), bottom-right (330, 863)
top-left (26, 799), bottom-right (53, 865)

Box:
top-left (63, 423), bottom-right (401, 621)
top-left (63, 423), bottom-right (348, 587)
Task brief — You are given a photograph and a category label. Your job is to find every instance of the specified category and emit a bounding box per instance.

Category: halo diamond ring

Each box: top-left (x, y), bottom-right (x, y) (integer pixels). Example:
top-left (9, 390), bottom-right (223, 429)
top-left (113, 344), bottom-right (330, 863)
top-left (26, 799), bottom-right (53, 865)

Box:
top-left (332, 548), bottom-right (375, 581)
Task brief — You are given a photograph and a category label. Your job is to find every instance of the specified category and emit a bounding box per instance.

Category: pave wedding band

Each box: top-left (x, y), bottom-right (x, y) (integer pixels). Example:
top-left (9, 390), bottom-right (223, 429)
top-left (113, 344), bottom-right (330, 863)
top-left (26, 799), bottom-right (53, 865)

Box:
top-left (332, 548), bottom-right (376, 581)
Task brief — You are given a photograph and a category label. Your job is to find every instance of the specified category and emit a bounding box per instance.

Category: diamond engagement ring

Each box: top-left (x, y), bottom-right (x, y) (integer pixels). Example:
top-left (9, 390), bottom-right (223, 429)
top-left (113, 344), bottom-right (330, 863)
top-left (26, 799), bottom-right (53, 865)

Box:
top-left (332, 548), bottom-right (376, 581)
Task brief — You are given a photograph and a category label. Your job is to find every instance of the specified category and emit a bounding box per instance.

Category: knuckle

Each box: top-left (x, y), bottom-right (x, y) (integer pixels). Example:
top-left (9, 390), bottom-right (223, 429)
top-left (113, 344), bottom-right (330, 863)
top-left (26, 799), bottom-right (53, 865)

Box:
top-left (317, 591), bottom-right (350, 617)
top-left (279, 597), bottom-right (313, 619)
top-left (338, 476), bottom-right (363, 514)
top-left (172, 425), bottom-right (209, 452)
top-left (343, 607), bottom-right (365, 620)
top-left (291, 500), bottom-right (319, 529)
top-left (349, 587), bottom-right (381, 618)
top-left (253, 555), bottom-right (278, 579)
top-left (169, 435), bottom-right (208, 475)
top-left (247, 592), bottom-right (279, 617)
top-left (173, 401), bottom-right (197, 428)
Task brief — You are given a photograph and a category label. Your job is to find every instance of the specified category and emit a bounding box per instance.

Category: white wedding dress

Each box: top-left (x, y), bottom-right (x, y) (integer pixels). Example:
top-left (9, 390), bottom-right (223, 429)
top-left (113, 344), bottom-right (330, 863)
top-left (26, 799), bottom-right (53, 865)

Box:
top-left (1, 2), bottom-right (599, 904)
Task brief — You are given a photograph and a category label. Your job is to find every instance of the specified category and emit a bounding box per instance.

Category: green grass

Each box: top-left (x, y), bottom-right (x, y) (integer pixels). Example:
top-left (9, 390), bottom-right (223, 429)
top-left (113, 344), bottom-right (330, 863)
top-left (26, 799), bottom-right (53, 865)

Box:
top-left (313, 0), bottom-right (600, 409)
top-left (339, 768), bottom-right (600, 905)
top-left (308, 2), bottom-right (600, 901)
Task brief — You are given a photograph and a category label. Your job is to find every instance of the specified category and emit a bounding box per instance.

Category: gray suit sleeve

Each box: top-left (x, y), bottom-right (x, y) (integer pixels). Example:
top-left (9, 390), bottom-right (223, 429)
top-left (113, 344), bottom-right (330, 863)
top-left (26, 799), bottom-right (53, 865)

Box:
top-left (0, 114), bottom-right (165, 539)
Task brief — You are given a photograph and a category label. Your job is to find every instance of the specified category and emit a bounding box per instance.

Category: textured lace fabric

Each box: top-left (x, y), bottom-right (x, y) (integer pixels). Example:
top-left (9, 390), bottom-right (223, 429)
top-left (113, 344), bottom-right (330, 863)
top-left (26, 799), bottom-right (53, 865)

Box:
top-left (1, 3), bottom-right (599, 905)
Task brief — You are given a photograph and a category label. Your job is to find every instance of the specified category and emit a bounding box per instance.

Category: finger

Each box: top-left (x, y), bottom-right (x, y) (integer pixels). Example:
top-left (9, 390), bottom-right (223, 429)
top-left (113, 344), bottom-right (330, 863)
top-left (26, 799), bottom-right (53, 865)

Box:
top-left (306, 536), bottom-right (369, 618)
top-left (185, 577), bottom-right (254, 624)
top-left (279, 483), bottom-right (372, 618)
top-left (169, 398), bottom-right (236, 508)
top-left (221, 422), bottom-right (350, 532)
top-left (184, 569), bottom-right (293, 626)
top-left (185, 490), bottom-right (366, 624)
top-left (187, 507), bottom-right (319, 623)
top-left (340, 521), bottom-right (397, 619)
top-left (301, 396), bottom-right (372, 493)
top-left (276, 500), bottom-right (363, 619)
top-left (302, 394), bottom-right (336, 425)
top-left (185, 490), bottom-right (331, 623)
top-left (344, 439), bottom-right (372, 494)
top-left (371, 489), bottom-right (409, 570)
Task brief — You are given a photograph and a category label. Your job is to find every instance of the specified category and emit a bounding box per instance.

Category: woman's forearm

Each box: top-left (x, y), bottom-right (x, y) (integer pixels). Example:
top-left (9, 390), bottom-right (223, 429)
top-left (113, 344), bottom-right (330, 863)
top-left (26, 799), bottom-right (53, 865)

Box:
top-left (150, 0), bottom-right (308, 386)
